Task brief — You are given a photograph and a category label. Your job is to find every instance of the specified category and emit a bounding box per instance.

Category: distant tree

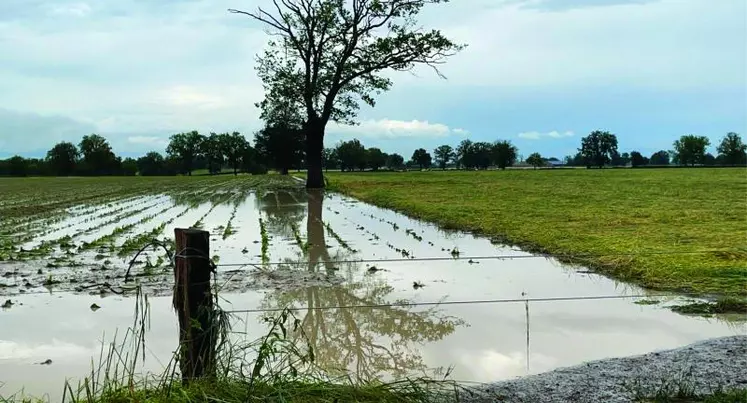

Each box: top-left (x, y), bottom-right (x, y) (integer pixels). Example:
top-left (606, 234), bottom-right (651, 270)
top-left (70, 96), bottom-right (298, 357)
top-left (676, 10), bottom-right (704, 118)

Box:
top-left (121, 158), bottom-right (138, 175)
top-left (612, 152), bottom-right (631, 166)
top-left (322, 148), bottom-right (339, 171)
top-left (218, 132), bottom-right (249, 175)
top-left (79, 134), bottom-right (120, 175)
top-left (167, 131), bottom-right (204, 175)
top-left (630, 151), bottom-right (648, 167)
top-left (386, 153), bottom-right (405, 170)
top-left (240, 145), bottom-right (266, 174)
top-left (703, 153), bottom-right (717, 166)
top-left (336, 139), bottom-right (367, 172)
top-left (468, 142), bottom-right (493, 169)
top-left (673, 134), bottom-right (710, 166)
top-left (433, 145), bottom-right (455, 170)
top-left (564, 152), bottom-right (585, 166)
top-left (46, 142), bottom-right (79, 176)
top-left (7, 156), bottom-right (28, 177)
top-left (201, 133), bottom-right (224, 174)
top-left (492, 140), bottom-right (518, 170)
top-left (137, 152), bottom-right (166, 176)
top-left (717, 132), bottom-right (747, 165)
top-left (456, 139), bottom-right (474, 169)
top-left (649, 150), bottom-right (670, 166)
top-left (411, 148), bottom-right (432, 169)
top-left (526, 152), bottom-right (544, 169)
top-left (366, 148), bottom-right (386, 171)
top-left (254, 125), bottom-right (305, 175)
top-left (579, 130), bottom-right (618, 168)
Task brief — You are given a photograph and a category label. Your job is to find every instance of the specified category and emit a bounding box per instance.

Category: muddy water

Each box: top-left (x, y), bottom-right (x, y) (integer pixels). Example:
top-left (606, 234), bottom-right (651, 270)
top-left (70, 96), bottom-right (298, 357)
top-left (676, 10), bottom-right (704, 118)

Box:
top-left (0, 189), bottom-right (744, 400)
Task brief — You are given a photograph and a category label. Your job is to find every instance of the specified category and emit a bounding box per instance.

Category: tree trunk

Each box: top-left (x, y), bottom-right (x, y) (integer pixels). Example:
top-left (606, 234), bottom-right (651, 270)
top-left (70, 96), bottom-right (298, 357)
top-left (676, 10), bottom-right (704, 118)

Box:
top-left (306, 123), bottom-right (325, 188)
top-left (281, 167), bottom-right (289, 175)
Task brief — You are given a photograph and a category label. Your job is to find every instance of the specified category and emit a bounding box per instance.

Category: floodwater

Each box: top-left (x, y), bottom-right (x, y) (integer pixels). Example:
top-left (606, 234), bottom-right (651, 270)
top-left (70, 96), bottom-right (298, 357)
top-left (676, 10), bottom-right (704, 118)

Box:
top-left (1, 189), bottom-right (744, 400)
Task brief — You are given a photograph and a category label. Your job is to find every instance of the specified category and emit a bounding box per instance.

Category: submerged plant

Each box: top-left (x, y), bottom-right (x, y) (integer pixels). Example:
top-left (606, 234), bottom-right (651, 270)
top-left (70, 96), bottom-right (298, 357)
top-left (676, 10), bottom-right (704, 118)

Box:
top-left (259, 217), bottom-right (270, 264)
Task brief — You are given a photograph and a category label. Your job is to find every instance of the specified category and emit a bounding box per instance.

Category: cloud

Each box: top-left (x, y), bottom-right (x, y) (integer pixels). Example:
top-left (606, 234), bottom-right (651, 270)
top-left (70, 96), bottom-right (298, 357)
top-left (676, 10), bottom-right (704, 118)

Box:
top-left (518, 130), bottom-right (575, 140)
top-left (48, 2), bottom-right (92, 17)
top-left (127, 136), bottom-right (168, 146)
top-left (0, 109), bottom-right (97, 155)
top-left (329, 119), bottom-right (468, 139)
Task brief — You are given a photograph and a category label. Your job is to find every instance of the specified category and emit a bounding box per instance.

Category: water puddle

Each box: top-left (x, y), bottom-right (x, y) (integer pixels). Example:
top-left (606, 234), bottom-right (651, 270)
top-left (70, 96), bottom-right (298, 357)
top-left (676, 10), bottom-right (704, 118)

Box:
top-left (1, 189), bottom-right (744, 400)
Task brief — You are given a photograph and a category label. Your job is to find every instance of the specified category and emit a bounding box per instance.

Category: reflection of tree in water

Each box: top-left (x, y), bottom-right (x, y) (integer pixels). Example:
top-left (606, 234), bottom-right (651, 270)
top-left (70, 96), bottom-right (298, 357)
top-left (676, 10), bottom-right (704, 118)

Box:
top-left (260, 190), bottom-right (465, 379)
top-left (257, 190), bottom-right (307, 239)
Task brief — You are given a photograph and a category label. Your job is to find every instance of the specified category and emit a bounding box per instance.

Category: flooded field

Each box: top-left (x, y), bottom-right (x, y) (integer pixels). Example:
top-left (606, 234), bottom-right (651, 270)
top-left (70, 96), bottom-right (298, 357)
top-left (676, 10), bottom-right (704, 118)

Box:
top-left (0, 177), bottom-right (744, 400)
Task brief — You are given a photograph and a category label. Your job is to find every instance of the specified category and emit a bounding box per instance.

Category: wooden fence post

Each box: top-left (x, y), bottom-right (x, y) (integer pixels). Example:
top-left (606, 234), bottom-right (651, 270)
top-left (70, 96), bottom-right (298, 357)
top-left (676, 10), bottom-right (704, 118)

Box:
top-left (173, 228), bottom-right (216, 383)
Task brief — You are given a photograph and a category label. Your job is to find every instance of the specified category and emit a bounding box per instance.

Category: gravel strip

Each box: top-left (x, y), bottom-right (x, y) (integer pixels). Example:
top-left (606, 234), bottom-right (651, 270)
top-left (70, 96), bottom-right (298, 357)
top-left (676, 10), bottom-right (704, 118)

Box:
top-left (459, 335), bottom-right (747, 403)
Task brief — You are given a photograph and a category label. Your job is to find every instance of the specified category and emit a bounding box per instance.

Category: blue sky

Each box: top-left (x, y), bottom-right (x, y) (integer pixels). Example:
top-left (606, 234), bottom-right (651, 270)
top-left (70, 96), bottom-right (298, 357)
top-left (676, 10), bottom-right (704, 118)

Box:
top-left (0, 0), bottom-right (745, 160)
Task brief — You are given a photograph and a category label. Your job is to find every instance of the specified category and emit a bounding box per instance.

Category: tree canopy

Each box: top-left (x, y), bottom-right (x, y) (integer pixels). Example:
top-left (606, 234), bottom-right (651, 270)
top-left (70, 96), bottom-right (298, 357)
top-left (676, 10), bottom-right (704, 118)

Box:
top-left (526, 152), bottom-right (544, 169)
top-left (231, 0), bottom-right (464, 188)
top-left (411, 148), bottom-right (432, 169)
top-left (579, 130), bottom-right (618, 168)
top-left (433, 145), bottom-right (454, 170)
top-left (46, 142), bottom-right (79, 176)
top-left (167, 131), bottom-right (204, 175)
top-left (673, 134), bottom-right (710, 166)
top-left (717, 132), bottom-right (746, 166)
top-left (492, 140), bottom-right (518, 170)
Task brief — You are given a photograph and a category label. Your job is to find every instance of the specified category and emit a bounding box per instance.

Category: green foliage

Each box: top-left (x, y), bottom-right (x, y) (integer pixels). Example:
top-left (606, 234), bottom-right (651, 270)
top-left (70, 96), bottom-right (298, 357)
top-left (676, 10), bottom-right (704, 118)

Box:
top-left (526, 152), bottom-right (545, 169)
top-left (386, 153), bottom-right (405, 170)
top-left (79, 134), bottom-right (121, 175)
top-left (492, 140), bottom-right (518, 170)
top-left (336, 139), bottom-right (367, 172)
top-left (650, 150), bottom-right (670, 166)
top-left (218, 132), bottom-right (250, 175)
top-left (232, 0), bottom-right (464, 187)
top-left (202, 133), bottom-right (225, 175)
top-left (329, 169), bottom-right (747, 295)
top-left (411, 148), bottom-right (432, 169)
top-left (580, 130), bottom-right (619, 168)
top-left (136, 152), bottom-right (167, 176)
top-left (166, 131), bottom-right (204, 175)
top-left (433, 145), bottom-right (454, 170)
top-left (366, 147), bottom-right (387, 171)
top-left (630, 151), bottom-right (649, 167)
top-left (254, 125), bottom-right (305, 175)
top-left (717, 132), bottom-right (747, 166)
top-left (673, 134), bottom-right (711, 166)
top-left (46, 142), bottom-right (79, 176)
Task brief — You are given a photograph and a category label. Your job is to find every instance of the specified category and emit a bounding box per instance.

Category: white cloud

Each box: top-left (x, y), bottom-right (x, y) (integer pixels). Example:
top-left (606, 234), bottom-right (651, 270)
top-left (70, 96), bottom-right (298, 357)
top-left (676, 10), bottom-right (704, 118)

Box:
top-left (127, 136), bottom-right (167, 146)
top-left (329, 119), bottom-right (467, 139)
top-left (417, 0), bottom-right (745, 89)
top-left (48, 3), bottom-right (92, 17)
top-left (153, 86), bottom-right (227, 109)
top-left (518, 130), bottom-right (575, 140)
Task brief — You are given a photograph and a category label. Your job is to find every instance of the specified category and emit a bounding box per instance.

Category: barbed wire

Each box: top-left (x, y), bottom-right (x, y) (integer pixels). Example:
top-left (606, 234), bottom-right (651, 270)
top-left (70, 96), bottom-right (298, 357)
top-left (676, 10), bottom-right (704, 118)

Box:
top-left (223, 293), bottom-right (680, 314)
top-left (210, 249), bottom-right (742, 268)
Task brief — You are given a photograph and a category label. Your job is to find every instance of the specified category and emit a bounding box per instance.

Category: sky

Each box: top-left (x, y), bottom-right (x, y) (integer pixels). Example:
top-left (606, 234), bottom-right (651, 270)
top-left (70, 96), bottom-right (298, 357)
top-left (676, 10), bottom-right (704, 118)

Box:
top-left (0, 0), bottom-right (745, 160)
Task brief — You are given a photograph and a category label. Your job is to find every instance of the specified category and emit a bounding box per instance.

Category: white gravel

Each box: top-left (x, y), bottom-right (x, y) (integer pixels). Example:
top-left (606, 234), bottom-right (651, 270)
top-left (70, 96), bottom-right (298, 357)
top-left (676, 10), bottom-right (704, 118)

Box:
top-left (458, 335), bottom-right (747, 403)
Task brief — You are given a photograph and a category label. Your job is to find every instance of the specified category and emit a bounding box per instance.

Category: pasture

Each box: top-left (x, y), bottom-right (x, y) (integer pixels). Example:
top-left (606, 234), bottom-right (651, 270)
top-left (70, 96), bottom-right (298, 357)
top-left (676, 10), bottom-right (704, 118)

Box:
top-left (328, 168), bottom-right (747, 295)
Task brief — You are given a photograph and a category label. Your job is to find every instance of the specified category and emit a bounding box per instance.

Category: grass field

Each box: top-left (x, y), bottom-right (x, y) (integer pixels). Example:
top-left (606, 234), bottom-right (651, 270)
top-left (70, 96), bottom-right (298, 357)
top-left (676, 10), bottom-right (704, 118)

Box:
top-left (328, 168), bottom-right (747, 296)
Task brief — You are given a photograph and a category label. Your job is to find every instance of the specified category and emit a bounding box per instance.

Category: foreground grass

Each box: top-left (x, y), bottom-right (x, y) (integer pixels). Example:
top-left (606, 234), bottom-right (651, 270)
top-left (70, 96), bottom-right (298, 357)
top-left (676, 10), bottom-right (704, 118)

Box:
top-left (328, 169), bottom-right (747, 296)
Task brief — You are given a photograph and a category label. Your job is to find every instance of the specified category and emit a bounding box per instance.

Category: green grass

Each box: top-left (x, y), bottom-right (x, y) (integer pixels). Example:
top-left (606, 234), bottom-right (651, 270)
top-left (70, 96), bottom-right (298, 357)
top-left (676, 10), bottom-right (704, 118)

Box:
top-left (328, 169), bottom-right (747, 296)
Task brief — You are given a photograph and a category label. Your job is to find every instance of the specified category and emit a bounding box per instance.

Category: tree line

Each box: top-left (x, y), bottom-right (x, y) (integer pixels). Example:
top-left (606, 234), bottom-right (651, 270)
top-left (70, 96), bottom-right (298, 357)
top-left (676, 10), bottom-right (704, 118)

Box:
top-left (320, 131), bottom-right (746, 172)
top-left (0, 129), bottom-right (301, 177)
top-left (1, 130), bottom-right (744, 177)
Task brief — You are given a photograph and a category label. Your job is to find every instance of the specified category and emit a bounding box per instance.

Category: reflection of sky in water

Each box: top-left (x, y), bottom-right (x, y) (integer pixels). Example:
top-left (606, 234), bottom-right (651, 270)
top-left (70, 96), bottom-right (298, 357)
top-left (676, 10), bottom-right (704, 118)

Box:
top-left (1, 189), bottom-right (745, 400)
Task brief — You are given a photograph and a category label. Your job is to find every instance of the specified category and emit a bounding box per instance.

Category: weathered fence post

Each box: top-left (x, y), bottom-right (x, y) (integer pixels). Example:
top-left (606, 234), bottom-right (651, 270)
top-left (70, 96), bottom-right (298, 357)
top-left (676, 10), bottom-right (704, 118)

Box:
top-left (173, 228), bottom-right (216, 383)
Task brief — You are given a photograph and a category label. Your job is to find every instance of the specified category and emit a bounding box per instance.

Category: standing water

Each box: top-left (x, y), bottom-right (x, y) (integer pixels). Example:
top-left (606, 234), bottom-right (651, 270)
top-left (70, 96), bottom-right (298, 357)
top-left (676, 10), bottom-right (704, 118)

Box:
top-left (0, 189), bottom-right (743, 400)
